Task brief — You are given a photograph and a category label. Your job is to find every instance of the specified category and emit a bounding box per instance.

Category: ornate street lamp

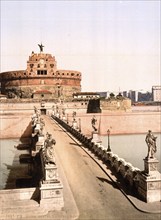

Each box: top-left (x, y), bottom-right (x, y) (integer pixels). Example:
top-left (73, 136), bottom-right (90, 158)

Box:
top-left (79, 118), bottom-right (81, 132)
top-left (107, 129), bottom-right (111, 152)
top-left (67, 113), bottom-right (69, 124)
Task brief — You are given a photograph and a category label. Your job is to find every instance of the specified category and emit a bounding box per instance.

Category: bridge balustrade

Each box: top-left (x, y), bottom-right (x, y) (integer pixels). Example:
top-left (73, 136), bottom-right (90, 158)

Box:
top-left (51, 113), bottom-right (161, 202)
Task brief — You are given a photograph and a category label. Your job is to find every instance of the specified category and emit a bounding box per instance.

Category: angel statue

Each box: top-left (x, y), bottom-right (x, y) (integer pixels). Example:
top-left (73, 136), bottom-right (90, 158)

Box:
top-left (44, 133), bottom-right (56, 164)
top-left (145, 130), bottom-right (157, 159)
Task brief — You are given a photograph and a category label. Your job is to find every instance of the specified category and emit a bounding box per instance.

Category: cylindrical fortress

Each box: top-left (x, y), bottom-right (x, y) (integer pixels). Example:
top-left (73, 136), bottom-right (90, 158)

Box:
top-left (0, 50), bottom-right (81, 100)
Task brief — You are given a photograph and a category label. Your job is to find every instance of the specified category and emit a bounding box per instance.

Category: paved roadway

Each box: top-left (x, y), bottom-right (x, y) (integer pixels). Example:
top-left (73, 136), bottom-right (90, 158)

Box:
top-left (44, 116), bottom-right (160, 220)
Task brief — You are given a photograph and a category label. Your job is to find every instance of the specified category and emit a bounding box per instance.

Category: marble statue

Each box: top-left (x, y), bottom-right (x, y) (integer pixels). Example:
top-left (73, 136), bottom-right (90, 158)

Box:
top-left (38, 43), bottom-right (44, 52)
top-left (72, 111), bottom-right (76, 119)
top-left (91, 115), bottom-right (97, 132)
top-left (62, 108), bottom-right (65, 116)
top-left (44, 133), bottom-right (56, 164)
top-left (39, 118), bottom-right (45, 135)
top-left (145, 130), bottom-right (157, 159)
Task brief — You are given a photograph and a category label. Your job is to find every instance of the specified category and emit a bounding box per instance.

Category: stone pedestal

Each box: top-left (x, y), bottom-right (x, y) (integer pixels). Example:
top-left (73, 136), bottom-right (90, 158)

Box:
top-left (72, 120), bottom-right (78, 130)
top-left (40, 151), bottom-right (58, 181)
top-left (91, 131), bottom-right (101, 143)
top-left (39, 151), bottom-right (64, 210)
top-left (144, 158), bottom-right (160, 175)
top-left (34, 123), bottom-right (40, 133)
top-left (40, 180), bottom-right (64, 210)
top-left (36, 141), bottom-right (43, 151)
top-left (62, 116), bottom-right (66, 121)
top-left (138, 158), bottom-right (161, 202)
top-left (31, 140), bottom-right (44, 157)
top-left (38, 134), bottom-right (44, 143)
top-left (43, 163), bottom-right (59, 181)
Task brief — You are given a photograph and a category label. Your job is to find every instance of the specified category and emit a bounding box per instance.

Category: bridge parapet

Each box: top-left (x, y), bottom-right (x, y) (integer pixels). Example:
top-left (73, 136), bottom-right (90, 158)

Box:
top-left (52, 113), bottom-right (161, 203)
top-left (39, 143), bottom-right (63, 210)
top-left (30, 107), bottom-right (64, 210)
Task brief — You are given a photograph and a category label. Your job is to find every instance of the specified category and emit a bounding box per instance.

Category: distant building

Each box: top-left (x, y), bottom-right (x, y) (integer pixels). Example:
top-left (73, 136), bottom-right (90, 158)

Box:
top-left (123, 90), bottom-right (153, 103)
top-left (128, 90), bottom-right (137, 103)
top-left (152, 86), bottom-right (161, 102)
top-left (122, 91), bottom-right (128, 98)
top-left (73, 92), bottom-right (100, 101)
top-left (138, 91), bottom-right (152, 102)
top-left (96, 92), bottom-right (107, 99)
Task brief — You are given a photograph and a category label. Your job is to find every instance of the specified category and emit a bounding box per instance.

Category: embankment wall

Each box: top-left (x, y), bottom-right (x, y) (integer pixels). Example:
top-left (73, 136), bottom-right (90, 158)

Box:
top-left (0, 102), bottom-right (160, 138)
top-left (68, 112), bottom-right (161, 135)
top-left (0, 113), bottom-right (32, 139)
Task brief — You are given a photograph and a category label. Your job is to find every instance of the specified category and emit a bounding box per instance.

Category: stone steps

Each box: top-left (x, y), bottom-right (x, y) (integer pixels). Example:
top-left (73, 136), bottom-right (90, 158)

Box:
top-left (1, 198), bottom-right (39, 208)
top-left (0, 199), bottom-right (48, 219)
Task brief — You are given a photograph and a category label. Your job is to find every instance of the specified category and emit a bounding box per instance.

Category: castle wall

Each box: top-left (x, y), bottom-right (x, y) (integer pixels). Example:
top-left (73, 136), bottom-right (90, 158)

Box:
top-left (0, 72), bottom-right (81, 99)
top-left (2, 77), bottom-right (81, 87)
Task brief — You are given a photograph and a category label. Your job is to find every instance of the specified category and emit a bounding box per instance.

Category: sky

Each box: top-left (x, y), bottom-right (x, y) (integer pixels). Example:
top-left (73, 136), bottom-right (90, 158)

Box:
top-left (0, 0), bottom-right (160, 92)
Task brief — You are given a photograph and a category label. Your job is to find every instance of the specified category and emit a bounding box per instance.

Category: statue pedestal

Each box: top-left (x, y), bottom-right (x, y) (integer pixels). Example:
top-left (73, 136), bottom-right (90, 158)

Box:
top-left (31, 134), bottom-right (44, 157)
top-left (38, 134), bottom-right (44, 143)
top-left (40, 180), bottom-right (64, 210)
top-left (43, 163), bottom-right (59, 181)
top-left (31, 142), bottom-right (43, 156)
top-left (138, 158), bottom-right (161, 202)
top-left (72, 120), bottom-right (78, 130)
top-left (34, 123), bottom-right (40, 133)
top-left (39, 148), bottom-right (64, 210)
top-left (91, 131), bottom-right (101, 143)
top-left (62, 116), bottom-right (66, 121)
top-left (40, 151), bottom-right (58, 181)
top-left (35, 141), bottom-right (43, 151)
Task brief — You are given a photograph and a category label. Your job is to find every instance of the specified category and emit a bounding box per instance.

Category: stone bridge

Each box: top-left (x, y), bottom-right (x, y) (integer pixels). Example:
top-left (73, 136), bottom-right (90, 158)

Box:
top-left (0, 107), bottom-right (161, 220)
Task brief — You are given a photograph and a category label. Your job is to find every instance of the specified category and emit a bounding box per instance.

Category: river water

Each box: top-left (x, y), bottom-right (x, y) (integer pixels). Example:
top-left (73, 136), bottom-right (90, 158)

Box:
top-left (0, 139), bottom-right (29, 189)
top-left (0, 134), bottom-right (161, 189)
top-left (99, 133), bottom-right (161, 172)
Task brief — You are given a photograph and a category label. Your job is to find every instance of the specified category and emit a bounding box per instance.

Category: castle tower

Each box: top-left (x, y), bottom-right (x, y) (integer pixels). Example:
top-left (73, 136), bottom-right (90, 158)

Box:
top-left (0, 45), bottom-right (82, 100)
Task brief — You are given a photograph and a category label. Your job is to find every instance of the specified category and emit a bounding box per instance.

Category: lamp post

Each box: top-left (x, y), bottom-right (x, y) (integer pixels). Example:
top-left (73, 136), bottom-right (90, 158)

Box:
top-left (79, 118), bottom-right (81, 132)
top-left (67, 113), bottom-right (69, 124)
top-left (107, 129), bottom-right (111, 152)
